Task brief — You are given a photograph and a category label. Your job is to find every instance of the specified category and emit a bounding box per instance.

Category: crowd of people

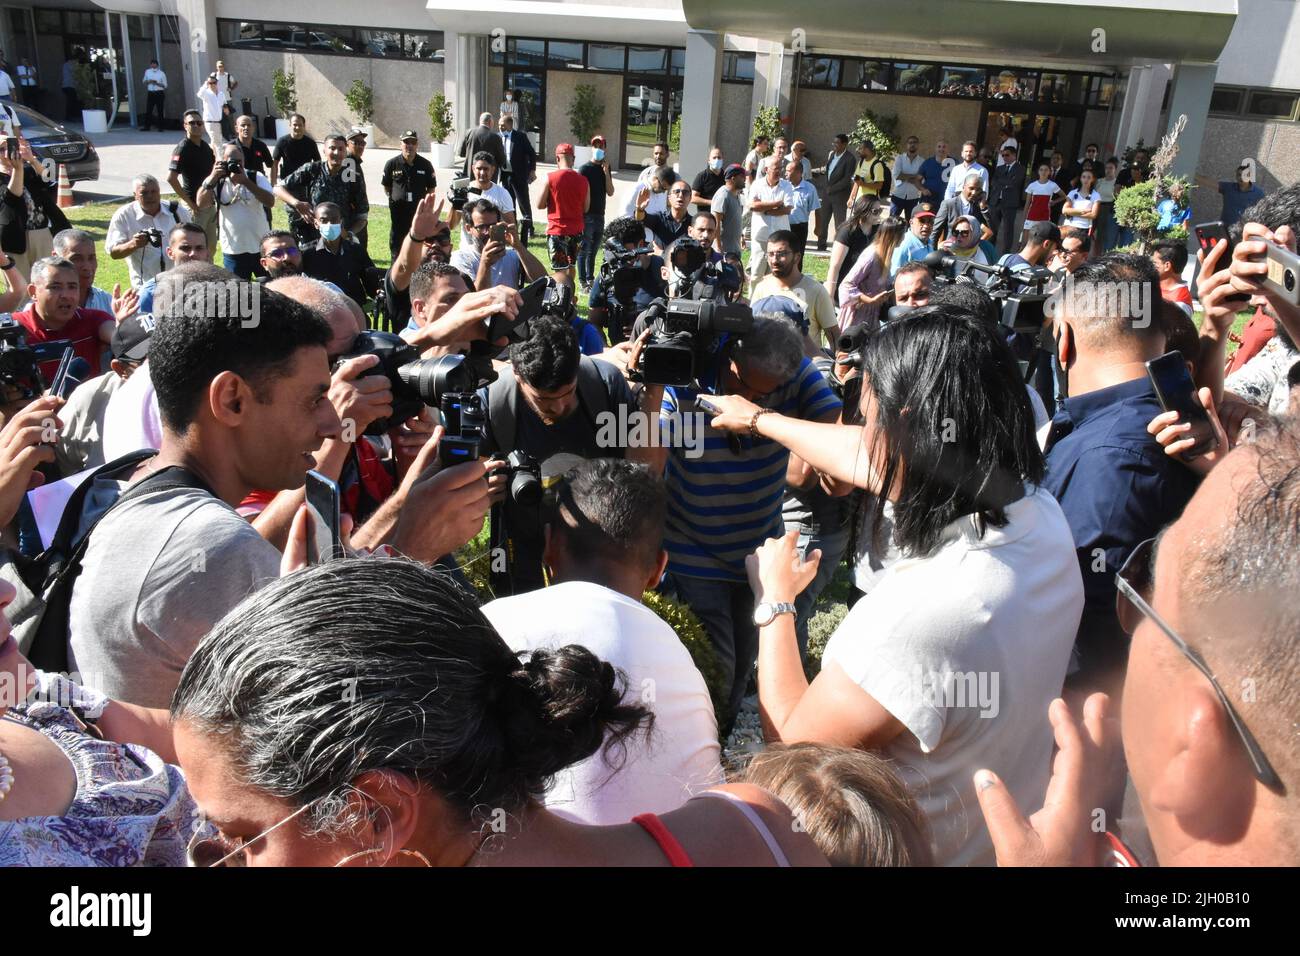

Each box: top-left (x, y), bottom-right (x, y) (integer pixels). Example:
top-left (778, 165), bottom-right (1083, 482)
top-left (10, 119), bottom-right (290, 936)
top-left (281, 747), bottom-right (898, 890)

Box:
top-left (0, 81), bottom-right (1295, 871)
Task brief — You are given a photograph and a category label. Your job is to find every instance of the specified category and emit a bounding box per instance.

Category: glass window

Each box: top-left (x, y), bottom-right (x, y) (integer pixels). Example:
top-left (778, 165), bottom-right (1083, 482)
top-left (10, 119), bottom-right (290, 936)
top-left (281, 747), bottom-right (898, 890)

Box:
top-left (893, 62), bottom-right (937, 94)
top-left (160, 16), bottom-right (181, 43)
top-left (988, 69), bottom-right (1036, 100)
top-left (506, 71), bottom-right (544, 145)
top-left (670, 48), bottom-right (685, 77)
top-left (359, 29), bottom-right (401, 57)
top-left (1089, 75), bottom-right (1120, 107)
top-left (628, 46), bottom-right (666, 73)
top-left (937, 65), bottom-right (985, 97)
top-left (722, 52), bottom-right (755, 83)
top-left (36, 11), bottom-right (60, 33)
top-left (799, 56), bottom-right (840, 89)
top-left (842, 59), bottom-right (890, 91)
top-left (127, 15), bottom-right (153, 41)
top-left (549, 41), bottom-right (584, 70)
top-left (588, 43), bottom-right (624, 72)
top-left (1247, 90), bottom-right (1298, 119)
top-left (403, 32), bottom-right (444, 60)
top-left (510, 39), bottom-right (546, 68)
top-left (1210, 87), bottom-right (1245, 114)
top-left (1037, 72), bottom-right (1071, 102)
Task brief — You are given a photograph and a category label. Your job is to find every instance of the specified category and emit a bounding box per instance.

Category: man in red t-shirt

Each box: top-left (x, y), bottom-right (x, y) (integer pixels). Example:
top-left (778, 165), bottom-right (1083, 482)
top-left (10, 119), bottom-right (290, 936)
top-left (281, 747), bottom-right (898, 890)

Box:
top-left (12, 256), bottom-right (116, 383)
top-left (535, 142), bottom-right (589, 286)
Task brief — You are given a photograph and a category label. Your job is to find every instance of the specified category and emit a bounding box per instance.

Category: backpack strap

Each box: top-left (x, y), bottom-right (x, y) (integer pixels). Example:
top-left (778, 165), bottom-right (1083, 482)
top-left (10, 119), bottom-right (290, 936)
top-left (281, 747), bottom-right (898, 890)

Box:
top-left (486, 357), bottom-right (614, 457)
top-left (573, 356), bottom-right (614, 433)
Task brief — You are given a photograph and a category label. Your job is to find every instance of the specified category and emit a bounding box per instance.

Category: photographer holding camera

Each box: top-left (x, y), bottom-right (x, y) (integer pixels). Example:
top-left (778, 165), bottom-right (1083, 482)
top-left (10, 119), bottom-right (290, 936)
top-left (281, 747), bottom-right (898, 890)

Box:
top-left (588, 216), bottom-right (668, 345)
top-left (195, 143), bottom-right (275, 280)
top-left (107, 174), bottom-right (188, 290)
top-left (638, 313), bottom-right (842, 733)
top-left (449, 198), bottom-right (547, 294)
top-left (447, 151), bottom-right (516, 240)
top-left (477, 313), bottom-right (666, 593)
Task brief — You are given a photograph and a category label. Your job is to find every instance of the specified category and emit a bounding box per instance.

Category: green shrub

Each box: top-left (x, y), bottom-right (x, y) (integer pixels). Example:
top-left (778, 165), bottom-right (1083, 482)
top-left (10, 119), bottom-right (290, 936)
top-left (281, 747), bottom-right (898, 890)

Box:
top-left (850, 109), bottom-right (900, 166)
top-left (427, 93), bottom-right (453, 144)
top-left (641, 591), bottom-right (728, 722)
top-left (668, 115), bottom-right (681, 154)
top-left (271, 69), bottom-right (297, 118)
top-left (750, 105), bottom-right (784, 146)
top-left (567, 83), bottom-right (604, 143)
top-left (804, 603), bottom-right (846, 681)
top-left (344, 78), bottom-right (374, 125)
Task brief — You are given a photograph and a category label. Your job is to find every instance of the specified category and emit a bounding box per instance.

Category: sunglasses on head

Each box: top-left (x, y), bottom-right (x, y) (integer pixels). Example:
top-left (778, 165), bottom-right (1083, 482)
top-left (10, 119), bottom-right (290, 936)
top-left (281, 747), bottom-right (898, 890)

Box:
top-left (1115, 537), bottom-right (1284, 794)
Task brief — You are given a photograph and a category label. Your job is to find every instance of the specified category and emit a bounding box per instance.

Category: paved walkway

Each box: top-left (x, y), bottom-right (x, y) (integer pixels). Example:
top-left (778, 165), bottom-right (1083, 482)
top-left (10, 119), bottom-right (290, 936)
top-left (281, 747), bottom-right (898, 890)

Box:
top-left (72, 125), bottom-right (652, 227)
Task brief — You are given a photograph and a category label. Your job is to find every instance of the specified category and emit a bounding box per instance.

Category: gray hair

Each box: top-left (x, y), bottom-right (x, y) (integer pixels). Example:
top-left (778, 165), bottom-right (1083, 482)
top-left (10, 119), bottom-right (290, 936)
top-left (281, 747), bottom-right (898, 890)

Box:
top-left (29, 256), bottom-right (76, 287)
top-left (267, 275), bottom-right (362, 336)
top-left (479, 111), bottom-right (493, 125)
top-left (132, 173), bottom-right (159, 192)
top-left (170, 559), bottom-right (651, 840)
top-left (52, 228), bottom-right (96, 255)
top-left (732, 316), bottom-right (804, 384)
top-left (963, 172), bottom-right (983, 188)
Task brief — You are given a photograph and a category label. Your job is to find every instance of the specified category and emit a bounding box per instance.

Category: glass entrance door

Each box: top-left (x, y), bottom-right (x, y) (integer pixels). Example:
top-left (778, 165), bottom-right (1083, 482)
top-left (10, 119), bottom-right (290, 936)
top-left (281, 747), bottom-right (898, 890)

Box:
top-left (622, 79), bottom-right (681, 170)
top-left (981, 105), bottom-right (1083, 171)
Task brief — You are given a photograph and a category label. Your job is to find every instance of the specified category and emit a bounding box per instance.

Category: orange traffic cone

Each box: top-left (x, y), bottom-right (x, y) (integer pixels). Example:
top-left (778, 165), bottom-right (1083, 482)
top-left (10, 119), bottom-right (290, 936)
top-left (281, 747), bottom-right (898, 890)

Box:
top-left (56, 164), bottom-right (73, 208)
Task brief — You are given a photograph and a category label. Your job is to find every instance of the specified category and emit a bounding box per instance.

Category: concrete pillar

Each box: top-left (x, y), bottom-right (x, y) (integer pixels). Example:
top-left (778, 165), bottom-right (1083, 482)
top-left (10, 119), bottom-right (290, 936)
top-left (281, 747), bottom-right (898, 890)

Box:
top-left (1165, 63), bottom-right (1217, 180)
top-left (680, 29), bottom-right (722, 174)
top-left (1114, 63), bottom-right (1172, 152)
top-left (447, 33), bottom-right (489, 147)
top-left (173, 0), bottom-right (217, 102)
top-left (748, 39), bottom-right (795, 137)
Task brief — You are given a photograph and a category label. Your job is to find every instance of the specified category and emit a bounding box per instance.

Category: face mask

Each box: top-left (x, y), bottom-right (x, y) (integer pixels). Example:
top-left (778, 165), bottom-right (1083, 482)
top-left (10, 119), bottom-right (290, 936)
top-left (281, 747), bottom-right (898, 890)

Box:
top-left (710, 158), bottom-right (723, 171)
top-left (320, 222), bottom-right (342, 242)
top-left (592, 148), bottom-right (605, 162)
top-left (506, 93), bottom-right (513, 101)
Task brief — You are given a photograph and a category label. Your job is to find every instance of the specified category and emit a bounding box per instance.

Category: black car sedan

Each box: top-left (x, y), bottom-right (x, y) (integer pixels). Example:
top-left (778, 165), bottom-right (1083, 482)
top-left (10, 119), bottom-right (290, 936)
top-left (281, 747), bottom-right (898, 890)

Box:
top-left (5, 103), bottom-right (100, 185)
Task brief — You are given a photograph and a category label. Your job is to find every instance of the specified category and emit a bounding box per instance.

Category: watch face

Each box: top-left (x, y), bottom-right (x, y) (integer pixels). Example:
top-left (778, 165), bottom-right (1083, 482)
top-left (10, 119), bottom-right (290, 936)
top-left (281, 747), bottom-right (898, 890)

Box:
top-left (753, 603), bottom-right (773, 627)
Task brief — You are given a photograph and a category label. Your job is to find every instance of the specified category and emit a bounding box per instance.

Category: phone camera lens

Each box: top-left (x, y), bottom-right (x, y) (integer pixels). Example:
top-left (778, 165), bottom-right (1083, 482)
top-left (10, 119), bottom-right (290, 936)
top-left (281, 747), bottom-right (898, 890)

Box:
top-left (1286, 269), bottom-right (1296, 294)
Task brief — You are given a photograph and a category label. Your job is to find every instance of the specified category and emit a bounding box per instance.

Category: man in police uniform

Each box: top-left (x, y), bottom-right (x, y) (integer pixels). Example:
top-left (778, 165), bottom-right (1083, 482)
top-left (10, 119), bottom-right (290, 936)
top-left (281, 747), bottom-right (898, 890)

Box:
top-left (382, 130), bottom-right (437, 256)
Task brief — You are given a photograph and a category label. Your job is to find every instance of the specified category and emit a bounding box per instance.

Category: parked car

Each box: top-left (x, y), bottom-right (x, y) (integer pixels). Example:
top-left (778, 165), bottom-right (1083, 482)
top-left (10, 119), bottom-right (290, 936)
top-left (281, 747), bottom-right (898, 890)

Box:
top-left (7, 103), bottom-right (99, 185)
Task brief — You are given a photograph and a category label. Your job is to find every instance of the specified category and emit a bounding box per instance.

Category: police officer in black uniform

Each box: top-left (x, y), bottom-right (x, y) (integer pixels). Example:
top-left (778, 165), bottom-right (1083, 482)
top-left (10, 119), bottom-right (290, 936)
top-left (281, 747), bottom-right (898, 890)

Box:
top-left (382, 130), bottom-right (438, 256)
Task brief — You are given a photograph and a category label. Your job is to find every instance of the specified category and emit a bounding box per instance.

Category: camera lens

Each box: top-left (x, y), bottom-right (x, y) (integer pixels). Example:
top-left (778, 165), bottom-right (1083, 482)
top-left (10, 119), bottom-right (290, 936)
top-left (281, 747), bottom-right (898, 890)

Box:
top-left (510, 468), bottom-right (542, 507)
top-left (1286, 268), bottom-right (1296, 294)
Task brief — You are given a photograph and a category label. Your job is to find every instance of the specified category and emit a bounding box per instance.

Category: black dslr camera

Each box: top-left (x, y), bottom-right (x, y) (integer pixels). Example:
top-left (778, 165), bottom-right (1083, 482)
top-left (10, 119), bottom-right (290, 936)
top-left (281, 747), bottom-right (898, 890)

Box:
top-left (216, 158), bottom-right (242, 177)
top-left (635, 288), bottom-right (754, 388)
top-left (144, 228), bottom-right (163, 248)
top-left (487, 450), bottom-right (544, 598)
top-left (0, 315), bottom-right (71, 400)
top-left (447, 177), bottom-right (472, 212)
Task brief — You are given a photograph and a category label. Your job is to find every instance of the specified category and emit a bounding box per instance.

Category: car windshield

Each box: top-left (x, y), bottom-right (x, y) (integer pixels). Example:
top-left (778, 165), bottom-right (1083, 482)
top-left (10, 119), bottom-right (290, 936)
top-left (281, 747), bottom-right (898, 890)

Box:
top-left (10, 105), bottom-right (64, 138)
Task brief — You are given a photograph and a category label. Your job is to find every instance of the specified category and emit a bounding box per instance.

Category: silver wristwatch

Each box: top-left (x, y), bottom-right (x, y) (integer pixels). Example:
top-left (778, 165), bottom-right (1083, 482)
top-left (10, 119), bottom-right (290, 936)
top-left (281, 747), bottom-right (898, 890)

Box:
top-left (753, 601), bottom-right (797, 627)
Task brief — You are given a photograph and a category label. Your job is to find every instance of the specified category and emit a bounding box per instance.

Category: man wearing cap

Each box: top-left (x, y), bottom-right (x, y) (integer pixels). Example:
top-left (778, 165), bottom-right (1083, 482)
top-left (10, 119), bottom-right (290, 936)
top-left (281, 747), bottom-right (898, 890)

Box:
top-left (344, 128), bottom-right (371, 248)
top-left (711, 164), bottom-right (747, 260)
top-left (498, 113), bottom-right (537, 245)
top-left (535, 143), bottom-right (590, 287)
top-left (1198, 159), bottom-right (1266, 227)
top-left (890, 202), bottom-right (937, 275)
top-left (195, 73), bottom-right (225, 147)
top-left (383, 131), bottom-right (437, 257)
top-left (577, 136), bottom-right (615, 293)
top-left (55, 313), bottom-right (153, 476)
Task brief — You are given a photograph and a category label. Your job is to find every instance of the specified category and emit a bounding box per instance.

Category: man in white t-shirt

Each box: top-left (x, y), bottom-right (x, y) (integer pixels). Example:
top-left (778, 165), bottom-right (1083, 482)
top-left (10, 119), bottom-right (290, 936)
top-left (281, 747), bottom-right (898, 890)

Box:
top-left (0, 68), bottom-right (15, 103)
top-left (481, 458), bottom-right (724, 825)
top-left (194, 142), bottom-right (275, 280)
top-left (747, 159), bottom-right (794, 292)
top-left (890, 135), bottom-right (925, 220)
top-left (449, 150), bottom-right (514, 242)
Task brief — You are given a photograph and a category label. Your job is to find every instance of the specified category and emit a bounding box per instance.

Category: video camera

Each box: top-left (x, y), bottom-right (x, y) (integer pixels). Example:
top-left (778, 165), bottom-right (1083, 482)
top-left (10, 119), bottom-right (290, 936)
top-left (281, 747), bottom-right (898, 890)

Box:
top-left (636, 287), bottom-right (754, 388)
top-left (921, 250), bottom-right (1052, 334)
top-left (0, 316), bottom-right (74, 400)
top-left (598, 238), bottom-right (654, 345)
top-left (665, 237), bottom-right (742, 301)
top-left (448, 178), bottom-right (472, 212)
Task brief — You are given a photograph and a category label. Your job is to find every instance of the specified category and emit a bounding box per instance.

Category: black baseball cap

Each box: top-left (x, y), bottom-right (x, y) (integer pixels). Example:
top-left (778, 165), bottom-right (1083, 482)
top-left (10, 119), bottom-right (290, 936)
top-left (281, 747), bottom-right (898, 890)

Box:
top-left (111, 313), bottom-right (155, 361)
top-left (400, 130), bottom-right (418, 142)
top-left (1027, 221), bottom-right (1062, 244)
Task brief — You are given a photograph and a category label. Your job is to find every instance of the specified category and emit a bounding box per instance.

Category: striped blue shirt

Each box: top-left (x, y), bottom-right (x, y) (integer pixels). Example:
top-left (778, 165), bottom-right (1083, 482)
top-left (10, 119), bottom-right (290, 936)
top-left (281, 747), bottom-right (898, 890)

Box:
top-left (660, 356), bottom-right (841, 582)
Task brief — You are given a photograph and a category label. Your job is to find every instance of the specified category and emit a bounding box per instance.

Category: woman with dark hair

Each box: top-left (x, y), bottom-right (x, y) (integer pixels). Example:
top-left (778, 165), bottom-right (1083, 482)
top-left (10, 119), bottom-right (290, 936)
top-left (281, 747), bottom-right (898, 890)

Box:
top-left (836, 216), bottom-right (905, 333)
top-left (704, 305), bottom-right (1084, 866)
top-left (823, 196), bottom-right (884, 306)
top-left (172, 558), bottom-right (825, 867)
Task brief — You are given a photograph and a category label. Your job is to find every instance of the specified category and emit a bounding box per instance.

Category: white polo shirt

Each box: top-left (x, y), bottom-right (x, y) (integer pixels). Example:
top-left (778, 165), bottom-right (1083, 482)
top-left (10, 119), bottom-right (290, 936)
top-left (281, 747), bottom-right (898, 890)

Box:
top-left (105, 199), bottom-right (190, 289)
top-left (213, 171), bottom-right (273, 256)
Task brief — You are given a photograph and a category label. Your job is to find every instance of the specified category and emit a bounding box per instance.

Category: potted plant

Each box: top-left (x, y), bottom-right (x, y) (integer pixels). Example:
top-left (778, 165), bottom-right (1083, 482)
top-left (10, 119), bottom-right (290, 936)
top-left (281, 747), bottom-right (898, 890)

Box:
top-left (271, 68), bottom-right (297, 139)
top-left (567, 83), bottom-right (603, 165)
top-left (344, 77), bottom-right (375, 142)
top-left (74, 62), bottom-right (106, 133)
top-left (426, 93), bottom-right (454, 169)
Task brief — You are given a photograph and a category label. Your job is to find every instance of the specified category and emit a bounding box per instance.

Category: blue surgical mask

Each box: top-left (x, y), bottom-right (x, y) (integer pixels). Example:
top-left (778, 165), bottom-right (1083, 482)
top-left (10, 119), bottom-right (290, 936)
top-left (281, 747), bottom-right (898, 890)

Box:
top-left (592, 148), bottom-right (605, 162)
top-left (710, 158), bottom-right (723, 171)
top-left (320, 222), bottom-right (342, 242)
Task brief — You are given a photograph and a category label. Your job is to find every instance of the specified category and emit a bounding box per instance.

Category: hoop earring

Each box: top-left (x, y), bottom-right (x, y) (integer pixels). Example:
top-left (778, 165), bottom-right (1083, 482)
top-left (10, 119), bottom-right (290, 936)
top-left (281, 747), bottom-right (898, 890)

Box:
top-left (398, 848), bottom-right (432, 867)
top-left (334, 846), bottom-right (384, 867)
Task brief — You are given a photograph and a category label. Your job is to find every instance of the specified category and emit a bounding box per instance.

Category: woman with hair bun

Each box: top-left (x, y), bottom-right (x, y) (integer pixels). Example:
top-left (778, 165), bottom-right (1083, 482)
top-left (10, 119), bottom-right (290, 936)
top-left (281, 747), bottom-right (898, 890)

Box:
top-left (172, 558), bottom-right (825, 867)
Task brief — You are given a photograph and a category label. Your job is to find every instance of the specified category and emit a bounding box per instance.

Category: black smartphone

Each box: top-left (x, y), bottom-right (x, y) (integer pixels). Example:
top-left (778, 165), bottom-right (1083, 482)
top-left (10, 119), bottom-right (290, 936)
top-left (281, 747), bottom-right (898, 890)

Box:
top-left (489, 222), bottom-right (507, 245)
top-left (303, 470), bottom-right (343, 564)
top-left (4, 137), bottom-right (17, 161)
top-left (695, 396), bottom-right (722, 415)
top-left (1146, 351), bottom-right (1219, 460)
top-left (47, 346), bottom-right (75, 400)
top-left (1194, 221), bottom-right (1250, 305)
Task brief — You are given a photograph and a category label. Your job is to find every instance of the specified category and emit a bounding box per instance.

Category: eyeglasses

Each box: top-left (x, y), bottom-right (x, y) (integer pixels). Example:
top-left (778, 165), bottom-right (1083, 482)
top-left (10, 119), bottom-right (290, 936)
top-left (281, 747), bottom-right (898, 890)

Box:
top-left (426, 232), bottom-right (452, 245)
top-left (952, 229), bottom-right (972, 238)
top-left (1115, 538), bottom-right (1284, 794)
top-left (264, 246), bottom-right (300, 259)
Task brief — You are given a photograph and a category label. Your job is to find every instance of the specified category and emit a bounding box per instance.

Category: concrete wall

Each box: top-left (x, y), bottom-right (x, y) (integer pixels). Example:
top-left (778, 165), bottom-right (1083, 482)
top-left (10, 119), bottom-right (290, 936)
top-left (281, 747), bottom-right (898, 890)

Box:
top-left (1215, 0), bottom-right (1300, 90)
top-left (215, 47), bottom-right (444, 147)
top-left (716, 81), bottom-right (751, 165)
top-left (1188, 115), bottom-right (1300, 229)
top-left (543, 68), bottom-right (624, 162)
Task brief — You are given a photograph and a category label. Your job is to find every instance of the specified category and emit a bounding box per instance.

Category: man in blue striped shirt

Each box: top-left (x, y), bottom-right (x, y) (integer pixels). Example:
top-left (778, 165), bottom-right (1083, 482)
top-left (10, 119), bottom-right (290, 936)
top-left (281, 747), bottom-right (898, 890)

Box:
top-left (650, 317), bottom-right (842, 728)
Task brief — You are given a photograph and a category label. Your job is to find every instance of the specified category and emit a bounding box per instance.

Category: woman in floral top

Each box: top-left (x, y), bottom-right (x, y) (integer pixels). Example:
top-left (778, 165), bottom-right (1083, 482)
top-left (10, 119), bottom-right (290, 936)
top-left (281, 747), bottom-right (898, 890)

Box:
top-left (0, 578), bottom-right (198, 867)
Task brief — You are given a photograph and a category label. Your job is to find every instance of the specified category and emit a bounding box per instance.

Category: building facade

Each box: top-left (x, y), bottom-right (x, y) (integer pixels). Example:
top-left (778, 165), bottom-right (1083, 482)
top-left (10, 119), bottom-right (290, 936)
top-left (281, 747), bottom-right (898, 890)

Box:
top-left (0, 0), bottom-right (1293, 226)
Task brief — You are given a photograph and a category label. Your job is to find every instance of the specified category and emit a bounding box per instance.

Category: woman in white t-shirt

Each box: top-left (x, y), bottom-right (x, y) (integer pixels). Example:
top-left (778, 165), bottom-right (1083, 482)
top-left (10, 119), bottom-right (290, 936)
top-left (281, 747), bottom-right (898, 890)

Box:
top-left (702, 305), bottom-right (1084, 866)
top-left (1063, 167), bottom-right (1101, 236)
top-left (1022, 161), bottom-right (1061, 231)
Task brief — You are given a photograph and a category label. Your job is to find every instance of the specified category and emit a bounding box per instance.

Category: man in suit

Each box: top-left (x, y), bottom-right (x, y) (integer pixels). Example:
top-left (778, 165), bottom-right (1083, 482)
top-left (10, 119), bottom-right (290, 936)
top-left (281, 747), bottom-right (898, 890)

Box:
top-left (987, 145), bottom-right (1025, 256)
top-left (933, 171), bottom-right (993, 246)
top-left (811, 133), bottom-right (853, 251)
top-left (460, 112), bottom-right (507, 181)
top-left (499, 113), bottom-right (537, 244)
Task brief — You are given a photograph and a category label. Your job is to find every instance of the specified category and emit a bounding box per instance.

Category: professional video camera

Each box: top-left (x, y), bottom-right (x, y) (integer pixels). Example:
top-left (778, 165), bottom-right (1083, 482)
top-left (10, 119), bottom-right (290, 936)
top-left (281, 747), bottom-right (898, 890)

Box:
top-left (448, 177), bottom-right (472, 212)
top-left (922, 250), bottom-right (1052, 334)
top-left (598, 238), bottom-right (654, 344)
top-left (485, 449), bottom-right (544, 597)
top-left (636, 286), bottom-right (754, 388)
top-left (665, 237), bottom-right (742, 301)
top-left (0, 316), bottom-right (74, 400)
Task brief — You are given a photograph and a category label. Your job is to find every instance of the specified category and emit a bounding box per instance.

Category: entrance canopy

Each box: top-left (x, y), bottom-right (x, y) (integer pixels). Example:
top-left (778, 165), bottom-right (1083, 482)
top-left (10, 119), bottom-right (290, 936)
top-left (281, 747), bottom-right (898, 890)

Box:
top-left (682, 0), bottom-right (1237, 68)
top-left (424, 0), bottom-right (689, 47)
